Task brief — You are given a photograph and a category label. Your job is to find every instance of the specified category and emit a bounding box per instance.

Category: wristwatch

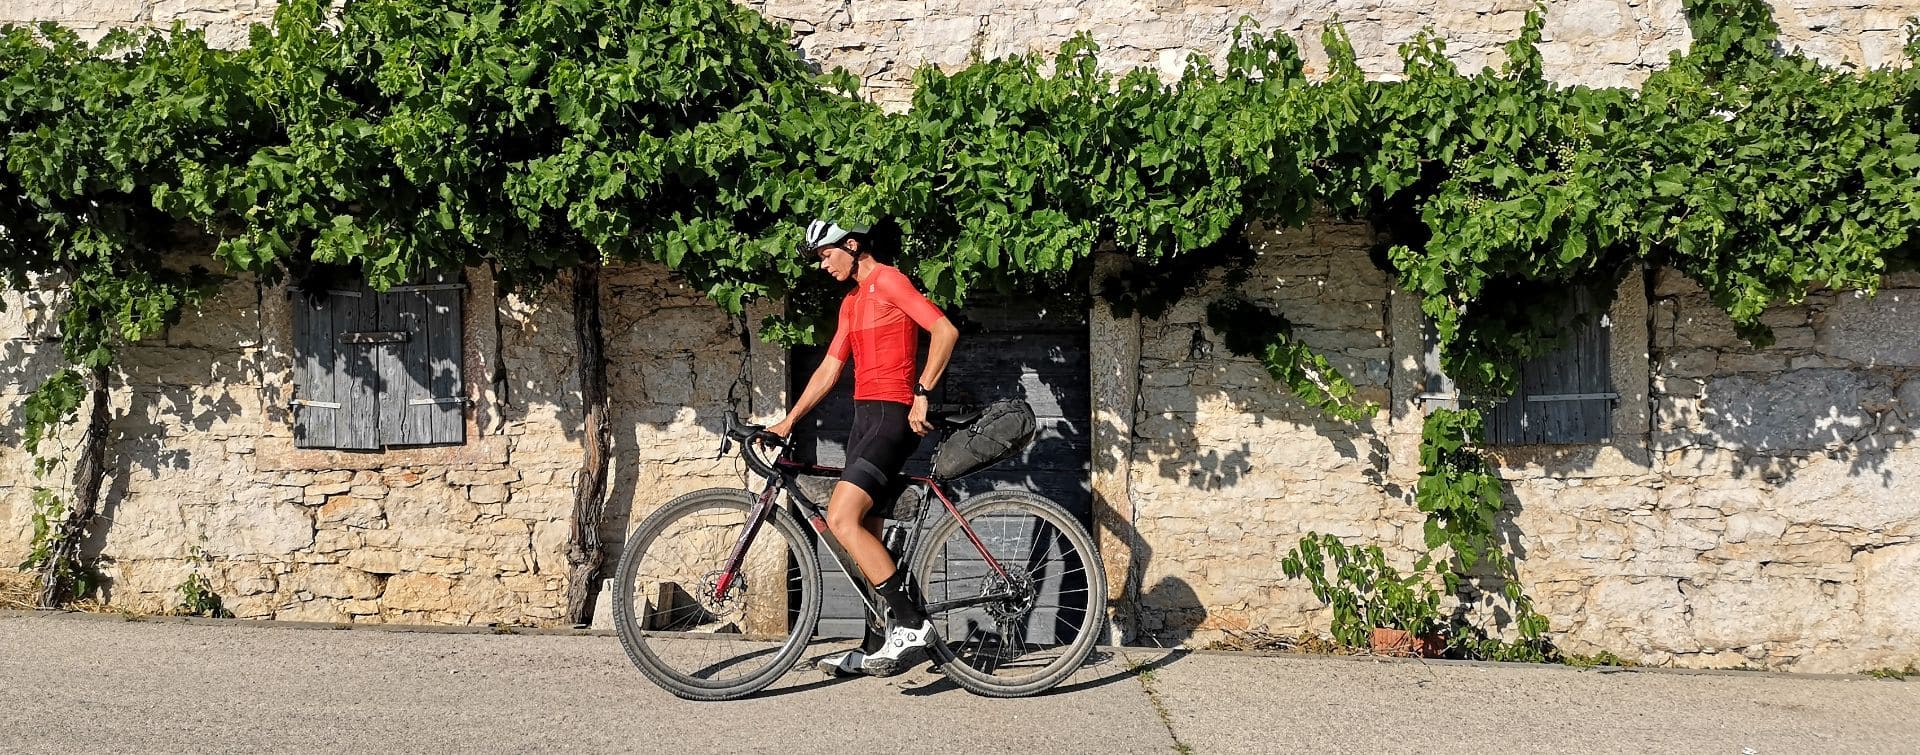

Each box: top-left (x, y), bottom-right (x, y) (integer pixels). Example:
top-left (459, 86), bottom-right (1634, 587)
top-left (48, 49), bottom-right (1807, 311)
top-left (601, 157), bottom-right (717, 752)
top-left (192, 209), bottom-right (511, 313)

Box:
top-left (913, 383), bottom-right (932, 397)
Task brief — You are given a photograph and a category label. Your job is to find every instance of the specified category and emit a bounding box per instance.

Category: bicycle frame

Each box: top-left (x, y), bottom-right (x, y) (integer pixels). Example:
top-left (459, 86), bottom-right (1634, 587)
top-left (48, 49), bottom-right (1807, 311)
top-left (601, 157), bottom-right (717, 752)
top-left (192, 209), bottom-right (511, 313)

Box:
top-left (709, 454), bottom-right (1017, 625)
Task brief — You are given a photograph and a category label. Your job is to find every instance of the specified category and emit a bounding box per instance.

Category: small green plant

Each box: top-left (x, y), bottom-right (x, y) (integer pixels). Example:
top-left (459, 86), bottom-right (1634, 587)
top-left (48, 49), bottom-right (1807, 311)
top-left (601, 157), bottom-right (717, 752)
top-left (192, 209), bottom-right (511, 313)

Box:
top-left (19, 489), bottom-right (95, 602)
top-left (1280, 533), bottom-right (1446, 648)
top-left (173, 547), bottom-right (230, 618)
top-left (1562, 650), bottom-right (1639, 669)
top-left (1864, 665), bottom-right (1916, 681)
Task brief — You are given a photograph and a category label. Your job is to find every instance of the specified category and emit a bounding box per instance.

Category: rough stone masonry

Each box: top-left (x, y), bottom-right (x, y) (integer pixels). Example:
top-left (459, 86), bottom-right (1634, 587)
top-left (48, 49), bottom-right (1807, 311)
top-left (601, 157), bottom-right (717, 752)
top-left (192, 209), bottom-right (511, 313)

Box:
top-left (0, 0), bottom-right (1916, 673)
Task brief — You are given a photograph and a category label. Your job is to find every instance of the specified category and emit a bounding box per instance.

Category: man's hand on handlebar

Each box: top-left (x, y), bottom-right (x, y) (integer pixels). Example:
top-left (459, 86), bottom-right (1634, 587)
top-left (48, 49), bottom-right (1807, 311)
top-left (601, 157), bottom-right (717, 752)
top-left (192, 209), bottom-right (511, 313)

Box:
top-left (762, 418), bottom-right (794, 446)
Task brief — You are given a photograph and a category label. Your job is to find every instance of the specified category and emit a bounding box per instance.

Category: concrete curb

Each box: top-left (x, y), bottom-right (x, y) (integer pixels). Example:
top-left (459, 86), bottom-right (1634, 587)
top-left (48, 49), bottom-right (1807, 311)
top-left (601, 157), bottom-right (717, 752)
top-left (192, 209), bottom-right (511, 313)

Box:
top-left (2, 608), bottom-right (1895, 683)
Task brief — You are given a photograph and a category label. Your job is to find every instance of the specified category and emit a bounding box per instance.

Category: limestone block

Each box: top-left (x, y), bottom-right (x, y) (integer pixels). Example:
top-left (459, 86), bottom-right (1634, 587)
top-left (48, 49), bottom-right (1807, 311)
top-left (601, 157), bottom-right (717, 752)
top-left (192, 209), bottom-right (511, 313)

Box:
top-left (347, 485), bottom-right (386, 500)
top-left (1687, 576), bottom-right (1858, 647)
top-left (382, 469), bottom-right (425, 488)
top-left (341, 548), bottom-right (402, 575)
top-left (165, 275), bottom-right (258, 349)
top-left (55, 0), bottom-right (146, 23)
top-left (1897, 377), bottom-right (1920, 421)
top-left (1721, 512), bottom-right (1788, 543)
top-left (1658, 350), bottom-right (1716, 378)
top-left (312, 529), bottom-right (362, 553)
top-left (317, 496), bottom-right (384, 529)
top-left (532, 519), bottom-right (570, 575)
top-left (447, 469), bottom-right (520, 486)
top-left (1582, 576), bottom-right (1692, 650)
top-left (198, 500), bottom-right (314, 557)
top-left (469, 483), bottom-right (508, 504)
top-left (382, 573), bottom-right (456, 612)
top-left (1670, 308), bottom-right (1747, 350)
top-left (502, 484), bottom-right (574, 520)
top-left (109, 558), bottom-right (193, 596)
top-left (295, 565), bottom-right (385, 600)
top-left (1857, 542), bottom-right (1920, 643)
top-left (1713, 353), bottom-right (1789, 373)
top-left (223, 594), bottom-right (277, 619)
top-left (275, 599), bottom-right (352, 623)
top-left (1677, 370), bottom-right (1888, 451)
top-left (1770, 451), bottom-right (1920, 533)
top-left (383, 487), bottom-right (482, 528)
top-left (223, 562), bottom-right (278, 596)
top-left (758, 0), bottom-right (842, 22)
top-left (1817, 289), bottom-right (1920, 366)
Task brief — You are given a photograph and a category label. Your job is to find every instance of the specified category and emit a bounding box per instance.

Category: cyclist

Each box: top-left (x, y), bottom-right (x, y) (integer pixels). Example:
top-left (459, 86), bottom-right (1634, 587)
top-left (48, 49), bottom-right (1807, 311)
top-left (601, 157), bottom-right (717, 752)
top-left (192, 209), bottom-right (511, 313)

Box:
top-left (764, 218), bottom-right (960, 677)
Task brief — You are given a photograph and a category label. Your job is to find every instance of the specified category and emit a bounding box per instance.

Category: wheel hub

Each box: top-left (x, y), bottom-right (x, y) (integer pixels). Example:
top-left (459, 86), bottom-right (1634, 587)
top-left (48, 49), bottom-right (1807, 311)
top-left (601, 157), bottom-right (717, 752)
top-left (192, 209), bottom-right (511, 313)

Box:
top-left (698, 570), bottom-right (747, 618)
top-left (982, 568), bottom-right (1036, 622)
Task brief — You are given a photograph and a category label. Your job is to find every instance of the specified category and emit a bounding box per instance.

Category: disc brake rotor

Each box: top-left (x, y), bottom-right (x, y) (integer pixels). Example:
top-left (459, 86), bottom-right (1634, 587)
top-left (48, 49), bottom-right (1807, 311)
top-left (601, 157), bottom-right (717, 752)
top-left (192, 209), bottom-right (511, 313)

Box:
top-left (982, 568), bottom-right (1036, 622)
top-left (697, 570), bottom-right (747, 618)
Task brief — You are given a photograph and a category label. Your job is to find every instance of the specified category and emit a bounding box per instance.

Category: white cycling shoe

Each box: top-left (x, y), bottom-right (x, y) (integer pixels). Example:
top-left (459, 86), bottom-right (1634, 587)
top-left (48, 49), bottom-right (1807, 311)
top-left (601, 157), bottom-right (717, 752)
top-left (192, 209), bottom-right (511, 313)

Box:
top-left (816, 649), bottom-right (872, 677)
top-left (859, 619), bottom-right (935, 677)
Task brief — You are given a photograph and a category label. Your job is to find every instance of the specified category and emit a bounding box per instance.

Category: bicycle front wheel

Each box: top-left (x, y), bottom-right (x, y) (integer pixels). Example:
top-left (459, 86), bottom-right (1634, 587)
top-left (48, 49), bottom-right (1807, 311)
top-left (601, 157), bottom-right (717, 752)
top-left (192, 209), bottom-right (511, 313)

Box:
top-left (611, 488), bottom-right (820, 701)
top-left (912, 490), bottom-right (1107, 697)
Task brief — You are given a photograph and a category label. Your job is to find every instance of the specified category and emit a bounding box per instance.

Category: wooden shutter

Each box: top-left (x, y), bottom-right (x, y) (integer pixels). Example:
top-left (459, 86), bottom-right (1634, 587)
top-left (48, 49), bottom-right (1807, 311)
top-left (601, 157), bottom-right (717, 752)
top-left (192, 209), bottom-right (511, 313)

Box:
top-left (291, 289), bottom-right (339, 449)
top-left (292, 285), bottom-right (381, 450)
top-left (1483, 288), bottom-right (1615, 444)
top-left (293, 273), bottom-right (464, 450)
top-left (376, 273), bottom-right (466, 447)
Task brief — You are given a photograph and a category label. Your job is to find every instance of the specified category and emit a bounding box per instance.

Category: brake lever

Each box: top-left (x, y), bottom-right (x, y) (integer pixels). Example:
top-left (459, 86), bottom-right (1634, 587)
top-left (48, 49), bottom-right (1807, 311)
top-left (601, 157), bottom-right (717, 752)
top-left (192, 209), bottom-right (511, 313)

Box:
top-left (716, 435), bottom-right (733, 461)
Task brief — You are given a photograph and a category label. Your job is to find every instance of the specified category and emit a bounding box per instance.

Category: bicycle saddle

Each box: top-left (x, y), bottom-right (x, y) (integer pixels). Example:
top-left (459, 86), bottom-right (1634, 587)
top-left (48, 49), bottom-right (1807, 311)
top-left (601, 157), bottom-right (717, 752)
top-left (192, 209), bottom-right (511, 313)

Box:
top-left (935, 407), bottom-right (983, 430)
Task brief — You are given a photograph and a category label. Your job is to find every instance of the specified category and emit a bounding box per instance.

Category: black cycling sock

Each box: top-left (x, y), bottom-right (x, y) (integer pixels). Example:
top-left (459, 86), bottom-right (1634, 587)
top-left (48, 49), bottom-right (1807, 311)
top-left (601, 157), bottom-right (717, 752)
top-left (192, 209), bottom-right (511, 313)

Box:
top-left (876, 570), bottom-right (927, 627)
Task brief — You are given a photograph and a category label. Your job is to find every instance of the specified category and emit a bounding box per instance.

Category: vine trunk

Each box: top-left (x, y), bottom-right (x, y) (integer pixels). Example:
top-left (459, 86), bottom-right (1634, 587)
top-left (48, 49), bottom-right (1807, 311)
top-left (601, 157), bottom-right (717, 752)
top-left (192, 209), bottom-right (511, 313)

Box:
top-left (565, 262), bottom-right (610, 625)
top-left (36, 362), bottom-right (111, 607)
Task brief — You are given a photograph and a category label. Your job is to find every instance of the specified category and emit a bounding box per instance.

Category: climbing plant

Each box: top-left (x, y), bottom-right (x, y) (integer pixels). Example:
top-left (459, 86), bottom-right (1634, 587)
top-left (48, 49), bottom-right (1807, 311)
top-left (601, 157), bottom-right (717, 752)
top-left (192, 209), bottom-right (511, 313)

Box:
top-left (1, 0), bottom-right (1917, 633)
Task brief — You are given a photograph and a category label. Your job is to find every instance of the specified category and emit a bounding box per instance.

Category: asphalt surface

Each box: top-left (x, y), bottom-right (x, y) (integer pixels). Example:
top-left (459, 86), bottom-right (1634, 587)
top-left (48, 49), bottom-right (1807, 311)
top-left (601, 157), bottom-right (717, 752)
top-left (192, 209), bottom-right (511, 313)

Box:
top-left (2, 612), bottom-right (1915, 754)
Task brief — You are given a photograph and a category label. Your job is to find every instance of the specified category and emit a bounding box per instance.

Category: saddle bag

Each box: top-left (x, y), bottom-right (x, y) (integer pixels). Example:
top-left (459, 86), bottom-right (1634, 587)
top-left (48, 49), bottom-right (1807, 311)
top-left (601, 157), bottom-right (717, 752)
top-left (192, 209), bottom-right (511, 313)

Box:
top-left (931, 399), bottom-right (1038, 480)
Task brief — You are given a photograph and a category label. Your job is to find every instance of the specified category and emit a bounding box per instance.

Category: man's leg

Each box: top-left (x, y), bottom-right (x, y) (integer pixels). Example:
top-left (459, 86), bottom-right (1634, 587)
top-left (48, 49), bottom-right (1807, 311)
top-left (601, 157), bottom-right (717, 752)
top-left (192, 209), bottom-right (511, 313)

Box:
top-left (825, 481), bottom-right (896, 587)
top-left (824, 477), bottom-right (932, 676)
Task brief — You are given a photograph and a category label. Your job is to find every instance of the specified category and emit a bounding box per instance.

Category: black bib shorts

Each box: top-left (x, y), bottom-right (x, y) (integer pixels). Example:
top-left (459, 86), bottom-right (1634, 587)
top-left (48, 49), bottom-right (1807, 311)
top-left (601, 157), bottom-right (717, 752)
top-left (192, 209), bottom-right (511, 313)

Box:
top-left (841, 400), bottom-right (919, 510)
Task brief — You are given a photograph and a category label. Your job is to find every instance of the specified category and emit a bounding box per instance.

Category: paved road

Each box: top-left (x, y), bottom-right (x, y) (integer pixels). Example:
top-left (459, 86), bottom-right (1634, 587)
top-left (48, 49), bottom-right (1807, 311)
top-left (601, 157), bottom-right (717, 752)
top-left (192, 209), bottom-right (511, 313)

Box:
top-left (2, 612), bottom-right (1914, 754)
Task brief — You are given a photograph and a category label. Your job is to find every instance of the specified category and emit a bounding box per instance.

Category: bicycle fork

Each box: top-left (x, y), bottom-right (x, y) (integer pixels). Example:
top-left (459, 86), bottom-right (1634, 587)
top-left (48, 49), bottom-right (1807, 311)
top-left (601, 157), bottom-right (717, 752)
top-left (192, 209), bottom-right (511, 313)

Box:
top-left (709, 480), bottom-right (780, 603)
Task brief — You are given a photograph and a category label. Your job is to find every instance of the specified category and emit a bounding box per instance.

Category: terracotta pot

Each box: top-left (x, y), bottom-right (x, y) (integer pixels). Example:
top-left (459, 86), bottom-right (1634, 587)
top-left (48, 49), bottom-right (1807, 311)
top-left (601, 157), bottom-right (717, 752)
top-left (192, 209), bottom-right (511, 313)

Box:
top-left (1370, 627), bottom-right (1446, 658)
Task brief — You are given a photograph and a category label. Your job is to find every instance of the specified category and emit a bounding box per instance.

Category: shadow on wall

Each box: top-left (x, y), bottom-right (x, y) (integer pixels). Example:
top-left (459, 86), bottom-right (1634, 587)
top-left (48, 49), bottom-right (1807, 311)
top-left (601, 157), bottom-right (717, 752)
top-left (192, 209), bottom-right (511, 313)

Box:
top-left (1097, 242), bottom-right (1920, 652)
top-left (1102, 229), bottom-right (1398, 645)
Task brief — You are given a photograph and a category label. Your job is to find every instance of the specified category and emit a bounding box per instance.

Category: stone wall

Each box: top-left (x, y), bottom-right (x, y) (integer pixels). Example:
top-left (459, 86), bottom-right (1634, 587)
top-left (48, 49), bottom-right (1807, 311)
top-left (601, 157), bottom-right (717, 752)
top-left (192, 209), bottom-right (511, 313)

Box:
top-left (1107, 220), bottom-right (1401, 643)
top-left (7, 1), bottom-right (1914, 104)
top-left (0, 262), bottom-right (762, 626)
top-left (1095, 220), bottom-right (1919, 672)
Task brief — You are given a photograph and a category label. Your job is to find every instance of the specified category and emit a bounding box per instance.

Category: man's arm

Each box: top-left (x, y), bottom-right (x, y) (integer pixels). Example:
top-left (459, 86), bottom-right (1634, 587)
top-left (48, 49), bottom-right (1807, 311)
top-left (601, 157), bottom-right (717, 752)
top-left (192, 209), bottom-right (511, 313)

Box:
top-left (908, 317), bottom-right (959, 434)
top-left (768, 354), bottom-right (845, 439)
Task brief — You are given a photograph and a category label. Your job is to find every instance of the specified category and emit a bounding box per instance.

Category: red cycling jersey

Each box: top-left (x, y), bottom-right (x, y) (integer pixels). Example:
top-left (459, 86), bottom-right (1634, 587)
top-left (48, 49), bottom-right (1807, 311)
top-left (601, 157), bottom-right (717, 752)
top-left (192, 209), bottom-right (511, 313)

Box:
top-left (826, 264), bottom-right (946, 405)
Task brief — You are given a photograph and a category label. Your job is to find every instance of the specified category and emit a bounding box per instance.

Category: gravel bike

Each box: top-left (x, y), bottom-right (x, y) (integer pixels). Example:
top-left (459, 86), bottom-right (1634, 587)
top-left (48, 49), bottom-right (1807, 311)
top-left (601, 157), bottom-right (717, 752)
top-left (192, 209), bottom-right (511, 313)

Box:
top-left (611, 410), bottom-right (1106, 701)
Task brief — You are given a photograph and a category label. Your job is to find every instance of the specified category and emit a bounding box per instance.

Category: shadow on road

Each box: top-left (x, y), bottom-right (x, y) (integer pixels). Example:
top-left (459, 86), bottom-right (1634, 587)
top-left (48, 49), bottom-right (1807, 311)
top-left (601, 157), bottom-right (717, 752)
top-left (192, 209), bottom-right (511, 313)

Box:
top-left (754, 674), bottom-right (859, 699)
top-left (894, 649), bottom-right (1188, 697)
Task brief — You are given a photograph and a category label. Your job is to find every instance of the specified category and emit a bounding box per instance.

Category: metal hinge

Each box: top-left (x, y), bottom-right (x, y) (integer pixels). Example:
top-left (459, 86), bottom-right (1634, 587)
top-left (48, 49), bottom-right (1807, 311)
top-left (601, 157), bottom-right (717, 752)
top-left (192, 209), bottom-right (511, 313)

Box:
top-left (409, 396), bottom-right (472, 407)
top-left (339, 331), bottom-right (410, 345)
top-left (387, 283), bottom-right (468, 293)
top-left (289, 398), bottom-right (341, 409)
top-left (287, 288), bottom-right (363, 298)
top-left (1526, 392), bottom-right (1619, 402)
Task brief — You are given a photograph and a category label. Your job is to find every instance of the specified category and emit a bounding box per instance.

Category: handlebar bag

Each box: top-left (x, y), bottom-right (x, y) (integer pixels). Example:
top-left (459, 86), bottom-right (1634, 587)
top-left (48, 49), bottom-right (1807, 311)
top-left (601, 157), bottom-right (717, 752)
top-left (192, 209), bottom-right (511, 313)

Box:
top-left (931, 398), bottom-right (1037, 480)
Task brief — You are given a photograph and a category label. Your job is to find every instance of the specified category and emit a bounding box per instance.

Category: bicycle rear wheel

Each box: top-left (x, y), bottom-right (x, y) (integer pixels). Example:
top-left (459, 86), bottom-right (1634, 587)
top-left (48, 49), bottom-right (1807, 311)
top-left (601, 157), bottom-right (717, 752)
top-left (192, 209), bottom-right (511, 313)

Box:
top-left (911, 490), bottom-right (1107, 697)
top-left (611, 488), bottom-right (820, 701)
